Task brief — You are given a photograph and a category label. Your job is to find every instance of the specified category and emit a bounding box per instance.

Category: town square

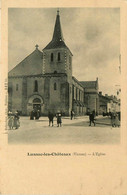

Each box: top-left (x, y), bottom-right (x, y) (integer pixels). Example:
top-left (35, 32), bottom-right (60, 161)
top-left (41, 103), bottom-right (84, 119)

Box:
top-left (8, 115), bottom-right (120, 144)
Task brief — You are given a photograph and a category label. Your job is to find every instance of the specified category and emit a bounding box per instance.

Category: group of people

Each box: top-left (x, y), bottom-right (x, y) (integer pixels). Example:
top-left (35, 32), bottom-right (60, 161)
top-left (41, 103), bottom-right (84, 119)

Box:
top-left (48, 110), bottom-right (75, 127)
top-left (48, 112), bottom-right (62, 127)
top-left (30, 110), bottom-right (41, 120)
top-left (29, 109), bottom-right (120, 128)
top-left (30, 109), bottom-right (62, 127)
top-left (29, 109), bottom-right (63, 127)
top-left (110, 112), bottom-right (120, 127)
top-left (88, 110), bottom-right (120, 127)
top-left (8, 111), bottom-right (20, 130)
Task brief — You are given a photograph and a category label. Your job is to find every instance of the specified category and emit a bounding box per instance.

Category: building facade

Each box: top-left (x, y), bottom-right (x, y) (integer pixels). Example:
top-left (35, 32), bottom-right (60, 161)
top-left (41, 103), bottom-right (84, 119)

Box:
top-left (80, 78), bottom-right (99, 114)
top-left (98, 92), bottom-right (120, 114)
top-left (9, 10), bottom-right (93, 116)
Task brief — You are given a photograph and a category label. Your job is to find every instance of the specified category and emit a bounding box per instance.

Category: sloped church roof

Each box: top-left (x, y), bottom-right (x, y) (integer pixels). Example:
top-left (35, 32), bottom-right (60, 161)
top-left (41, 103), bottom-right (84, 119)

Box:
top-left (9, 46), bottom-right (43, 76)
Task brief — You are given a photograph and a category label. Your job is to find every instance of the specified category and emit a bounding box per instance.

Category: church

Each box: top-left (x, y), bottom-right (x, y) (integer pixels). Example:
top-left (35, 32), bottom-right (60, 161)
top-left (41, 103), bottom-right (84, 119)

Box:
top-left (8, 10), bottom-right (99, 116)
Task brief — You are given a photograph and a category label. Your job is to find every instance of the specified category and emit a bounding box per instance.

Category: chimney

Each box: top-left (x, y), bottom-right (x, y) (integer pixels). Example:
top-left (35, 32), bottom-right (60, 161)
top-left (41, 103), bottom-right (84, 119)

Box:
top-left (105, 94), bottom-right (108, 97)
top-left (99, 91), bottom-right (102, 95)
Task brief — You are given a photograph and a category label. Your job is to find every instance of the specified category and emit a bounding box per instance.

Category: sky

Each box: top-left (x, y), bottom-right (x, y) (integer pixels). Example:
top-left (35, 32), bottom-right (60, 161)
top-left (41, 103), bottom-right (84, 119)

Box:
top-left (8, 8), bottom-right (120, 96)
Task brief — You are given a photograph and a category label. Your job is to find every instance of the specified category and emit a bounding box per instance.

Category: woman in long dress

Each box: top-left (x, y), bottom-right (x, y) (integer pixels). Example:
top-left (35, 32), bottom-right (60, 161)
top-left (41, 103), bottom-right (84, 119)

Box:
top-left (13, 113), bottom-right (20, 129)
top-left (114, 113), bottom-right (120, 127)
top-left (111, 112), bottom-right (116, 127)
top-left (8, 115), bottom-right (14, 130)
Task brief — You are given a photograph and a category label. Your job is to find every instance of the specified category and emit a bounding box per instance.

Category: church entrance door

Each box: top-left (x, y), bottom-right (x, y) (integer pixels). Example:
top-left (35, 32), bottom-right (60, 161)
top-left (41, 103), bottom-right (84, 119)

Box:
top-left (27, 95), bottom-right (44, 116)
top-left (33, 98), bottom-right (41, 112)
top-left (33, 104), bottom-right (41, 112)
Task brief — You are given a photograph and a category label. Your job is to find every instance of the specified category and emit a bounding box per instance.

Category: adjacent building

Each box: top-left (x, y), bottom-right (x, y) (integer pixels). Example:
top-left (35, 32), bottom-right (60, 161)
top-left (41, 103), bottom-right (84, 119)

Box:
top-left (80, 78), bottom-right (99, 114)
top-left (99, 92), bottom-right (120, 114)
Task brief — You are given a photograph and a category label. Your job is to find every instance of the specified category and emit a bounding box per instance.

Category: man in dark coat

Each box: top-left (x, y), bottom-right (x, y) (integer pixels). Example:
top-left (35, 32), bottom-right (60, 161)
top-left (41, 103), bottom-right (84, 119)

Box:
top-left (30, 110), bottom-right (34, 120)
top-left (48, 112), bottom-right (54, 126)
top-left (71, 110), bottom-right (74, 120)
top-left (89, 111), bottom-right (96, 126)
top-left (35, 110), bottom-right (40, 120)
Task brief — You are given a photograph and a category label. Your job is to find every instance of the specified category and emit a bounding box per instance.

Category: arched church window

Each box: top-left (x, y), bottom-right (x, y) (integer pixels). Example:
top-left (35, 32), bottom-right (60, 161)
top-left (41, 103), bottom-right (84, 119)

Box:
top-left (58, 52), bottom-right (61, 61)
top-left (51, 53), bottom-right (54, 62)
top-left (54, 83), bottom-right (57, 90)
top-left (34, 80), bottom-right (38, 92)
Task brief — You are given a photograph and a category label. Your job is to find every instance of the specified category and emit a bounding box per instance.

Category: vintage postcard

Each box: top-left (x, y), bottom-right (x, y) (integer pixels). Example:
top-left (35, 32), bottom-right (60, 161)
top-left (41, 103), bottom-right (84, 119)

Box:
top-left (1, 0), bottom-right (127, 194)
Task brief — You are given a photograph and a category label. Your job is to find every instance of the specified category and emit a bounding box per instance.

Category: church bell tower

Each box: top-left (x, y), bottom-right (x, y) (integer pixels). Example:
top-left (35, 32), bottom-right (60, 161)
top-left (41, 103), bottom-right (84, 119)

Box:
top-left (42, 10), bottom-right (73, 81)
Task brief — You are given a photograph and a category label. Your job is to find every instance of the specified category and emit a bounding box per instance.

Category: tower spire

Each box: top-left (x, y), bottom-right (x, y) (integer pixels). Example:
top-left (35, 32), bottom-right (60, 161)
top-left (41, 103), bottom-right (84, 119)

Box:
top-left (43, 9), bottom-right (71, 50)
top-left (57, 8), bottom-right (59, 15)
top-left (52, 9), bottom-right (64, 42)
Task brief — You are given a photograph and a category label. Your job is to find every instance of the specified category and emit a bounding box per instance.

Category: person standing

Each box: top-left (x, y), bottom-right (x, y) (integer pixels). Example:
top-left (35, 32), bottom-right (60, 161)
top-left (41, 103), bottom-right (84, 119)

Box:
top-left (89, 111), bottom-right (96, 126)
top-left (56, 113), bottom-right (62, 127)
top-left (8, 112), bottom-right (14, 130)
top-left (13, 112), bottom-right (20, 129)
top-left (35, 110), bottom-right (40, 120)
top-left (34, 109), bottom-right (37, 120)
top-left (111, 112), bottom-right (116, 127)
top-left (71, 110), bottom-right (74, 120)
top-left (48, 112), bottom-right (54, 126)
top-left (30, 110), bottom-right (34, 120)
top-left (38, 110), bottom-right (41, 118)
top-left (92, 110), bottom-right (96, 117)
top-left (114, 113), bottom-right (120, 127)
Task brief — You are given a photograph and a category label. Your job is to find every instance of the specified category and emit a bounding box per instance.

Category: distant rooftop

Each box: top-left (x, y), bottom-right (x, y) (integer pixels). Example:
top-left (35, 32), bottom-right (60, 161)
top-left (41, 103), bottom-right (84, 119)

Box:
top-left (80, 81), bottom-right (97, 89)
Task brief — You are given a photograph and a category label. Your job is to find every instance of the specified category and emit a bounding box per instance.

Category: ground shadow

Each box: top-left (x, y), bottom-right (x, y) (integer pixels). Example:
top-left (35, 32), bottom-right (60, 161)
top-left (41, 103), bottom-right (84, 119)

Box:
top-left (63, 120), bottom-right (109, 127)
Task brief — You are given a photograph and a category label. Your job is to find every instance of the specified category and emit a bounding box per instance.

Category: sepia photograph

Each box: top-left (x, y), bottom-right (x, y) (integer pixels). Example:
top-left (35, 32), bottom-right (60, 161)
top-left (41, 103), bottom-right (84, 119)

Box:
top-left (2, 1), bottom-right (127, 195)
top-left (8, 7), bottom-right (121, 144)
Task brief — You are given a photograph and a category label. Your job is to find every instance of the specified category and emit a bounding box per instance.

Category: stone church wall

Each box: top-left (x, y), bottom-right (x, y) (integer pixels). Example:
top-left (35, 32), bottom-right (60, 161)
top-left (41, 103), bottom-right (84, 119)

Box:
top-left (8, 77), bottom-right (23, 113)
top-left (8, 75), bottom-right (71, 116)
top-left (43, 48), bottom-right (67, 74)
top-left (49, 76), bottom-right (69, 115)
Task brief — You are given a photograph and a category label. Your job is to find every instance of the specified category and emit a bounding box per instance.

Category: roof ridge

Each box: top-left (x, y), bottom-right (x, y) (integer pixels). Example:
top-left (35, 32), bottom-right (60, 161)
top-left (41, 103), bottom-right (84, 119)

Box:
top-left (80, 80), bottom-right (96, 83)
